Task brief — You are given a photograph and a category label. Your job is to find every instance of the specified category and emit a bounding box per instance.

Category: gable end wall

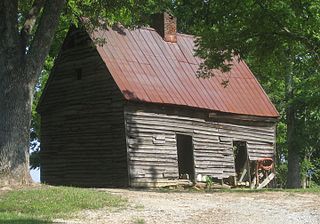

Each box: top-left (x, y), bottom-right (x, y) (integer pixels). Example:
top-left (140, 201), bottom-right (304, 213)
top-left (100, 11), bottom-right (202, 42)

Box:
top-left (39, 29), bottom-right (128, 187)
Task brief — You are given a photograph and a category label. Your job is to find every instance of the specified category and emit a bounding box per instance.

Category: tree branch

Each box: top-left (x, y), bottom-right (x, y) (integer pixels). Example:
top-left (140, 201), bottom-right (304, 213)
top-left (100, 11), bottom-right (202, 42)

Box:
top-left (0, 0), bottom-right (20, 85)
top-left (25, 0), bottom-right (66, 84)
top-left (0, 0), bottom-right (19, 50)
top-left (255, 0), bottom-right (320, 59)
top-left (281, 31), bottom-right (319, 55)
top-left (20, 0), bottom-right (45, 55)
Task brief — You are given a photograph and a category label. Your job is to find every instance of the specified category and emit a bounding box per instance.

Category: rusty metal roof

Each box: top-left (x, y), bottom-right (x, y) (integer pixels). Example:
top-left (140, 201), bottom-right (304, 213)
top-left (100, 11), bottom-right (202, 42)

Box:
top-left (90, 26), bottom-right (279, 118)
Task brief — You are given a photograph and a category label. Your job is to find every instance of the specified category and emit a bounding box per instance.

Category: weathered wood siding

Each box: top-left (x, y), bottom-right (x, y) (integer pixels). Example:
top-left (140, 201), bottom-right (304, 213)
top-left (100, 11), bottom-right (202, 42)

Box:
top-left (125, 104), bottom-right (276, 187)
top-left (38, 29), bottom-right (128, 187)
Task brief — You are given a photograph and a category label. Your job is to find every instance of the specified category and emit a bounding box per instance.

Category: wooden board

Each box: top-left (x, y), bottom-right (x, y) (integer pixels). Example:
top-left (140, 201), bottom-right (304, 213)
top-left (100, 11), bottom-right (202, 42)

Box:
top-left (125, 103), bottom-right (277, 185)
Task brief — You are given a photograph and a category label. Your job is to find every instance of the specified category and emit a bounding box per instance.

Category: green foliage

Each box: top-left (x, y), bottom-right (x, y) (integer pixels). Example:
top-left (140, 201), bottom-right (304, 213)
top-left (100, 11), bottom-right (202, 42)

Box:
top-left (276, 163), bottom-right (288, 188)
top-left (301, 158), bottom-right (313, 178)
top-left (173, 0), bottom-right (320, 187)
top-left (205, 176), bottom-right (214, 188)
top-left (303, 157), bottom-right (320, 185)
top-left (313, 159), bottom-right (320, 184)
top-left (0, 186), bottom-right (126, 223)
top-left (173, 0), bottom-right (320, 73)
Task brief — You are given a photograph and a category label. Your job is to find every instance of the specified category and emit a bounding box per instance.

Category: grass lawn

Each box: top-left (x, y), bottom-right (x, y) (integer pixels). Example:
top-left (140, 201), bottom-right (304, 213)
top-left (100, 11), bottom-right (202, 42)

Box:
top-left (0, 186), bottom-right (126, 224)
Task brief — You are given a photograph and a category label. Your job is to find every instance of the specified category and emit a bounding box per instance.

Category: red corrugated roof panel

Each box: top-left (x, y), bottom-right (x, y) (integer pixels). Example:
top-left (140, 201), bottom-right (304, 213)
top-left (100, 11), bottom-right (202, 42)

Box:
top-left (91, 26), bottom-right (279, 118)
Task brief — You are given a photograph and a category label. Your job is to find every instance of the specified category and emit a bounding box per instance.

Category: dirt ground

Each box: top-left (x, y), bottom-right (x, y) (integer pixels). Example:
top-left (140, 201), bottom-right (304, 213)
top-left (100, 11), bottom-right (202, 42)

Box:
top-left (57, 188), bottom-right (320, 224)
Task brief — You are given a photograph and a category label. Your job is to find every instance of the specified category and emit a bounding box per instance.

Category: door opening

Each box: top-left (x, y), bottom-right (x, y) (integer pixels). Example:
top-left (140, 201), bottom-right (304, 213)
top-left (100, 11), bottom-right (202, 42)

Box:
top-left (176, 134), bottom-right (195, 181)
top-left (233, 141), bottom-right (250, 184)
top-left (233, 141), bottom-right (248, 175)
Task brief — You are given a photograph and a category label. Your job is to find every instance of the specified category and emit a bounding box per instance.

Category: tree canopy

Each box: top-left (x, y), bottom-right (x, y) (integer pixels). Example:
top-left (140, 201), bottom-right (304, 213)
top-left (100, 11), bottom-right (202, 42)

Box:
top-left (174, 0), bottom-right (319, 72)
top-left (172, 0), bottom-right (320, 187)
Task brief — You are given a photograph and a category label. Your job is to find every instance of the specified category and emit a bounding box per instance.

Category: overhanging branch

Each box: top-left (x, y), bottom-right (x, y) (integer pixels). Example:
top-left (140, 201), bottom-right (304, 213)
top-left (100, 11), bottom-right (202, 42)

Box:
top-left (25, 0), bottom-right (66, 84)
top-left (20, 0), bottom-right (45, 55)
top-left (0, 0), bottom-right (19, 52)
top-left (255, 0), bottom-right (320, 59)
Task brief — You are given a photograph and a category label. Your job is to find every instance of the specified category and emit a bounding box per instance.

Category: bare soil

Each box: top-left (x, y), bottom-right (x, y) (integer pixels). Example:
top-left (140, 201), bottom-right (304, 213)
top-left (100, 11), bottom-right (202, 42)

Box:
top-left (58, 189), bottom-right (320, 224)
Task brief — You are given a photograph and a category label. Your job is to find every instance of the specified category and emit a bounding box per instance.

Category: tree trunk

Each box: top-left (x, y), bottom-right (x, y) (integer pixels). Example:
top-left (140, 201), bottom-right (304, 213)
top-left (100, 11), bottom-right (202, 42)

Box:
top-left (285, 65), bottom-right (301, 188)
top-left (286, 103), bottom-right (301, 188)
top-left (0, 69), bottom-right (33, 186)
top-left (0, 0), bottom-right (65, 186)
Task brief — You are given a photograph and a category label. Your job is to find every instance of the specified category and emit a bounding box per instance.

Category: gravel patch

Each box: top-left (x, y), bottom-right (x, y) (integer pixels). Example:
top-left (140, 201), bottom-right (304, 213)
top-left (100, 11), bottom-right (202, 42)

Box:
top-left (58, 189), bottom-right (320, 224)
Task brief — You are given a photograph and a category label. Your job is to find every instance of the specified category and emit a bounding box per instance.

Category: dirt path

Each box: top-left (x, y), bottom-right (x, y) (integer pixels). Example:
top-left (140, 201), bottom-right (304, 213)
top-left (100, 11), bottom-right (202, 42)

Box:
top-left (61, 189), bottom-right (320, 224)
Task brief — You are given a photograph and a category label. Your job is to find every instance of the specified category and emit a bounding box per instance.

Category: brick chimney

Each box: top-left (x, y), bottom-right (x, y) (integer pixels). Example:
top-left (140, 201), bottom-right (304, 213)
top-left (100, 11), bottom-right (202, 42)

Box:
top-left (152, 12), bottom-right (177, 43)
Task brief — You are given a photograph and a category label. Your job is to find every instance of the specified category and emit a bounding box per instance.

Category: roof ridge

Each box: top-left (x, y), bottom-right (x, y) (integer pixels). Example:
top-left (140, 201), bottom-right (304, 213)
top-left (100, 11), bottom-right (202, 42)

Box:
top-left (138, 26), bottom-right (155, 31)
top-left (136, 26), bottom-right (196, 39)
top-left (176, 32), bottom-right (195, 38)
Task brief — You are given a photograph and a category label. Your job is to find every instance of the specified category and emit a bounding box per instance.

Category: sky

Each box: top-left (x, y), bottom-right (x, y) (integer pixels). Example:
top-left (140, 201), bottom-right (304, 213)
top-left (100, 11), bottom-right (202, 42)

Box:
top-left (30, 168), bottom-right (40, 183)
top-left (30, 140), bottom-right (41, 182)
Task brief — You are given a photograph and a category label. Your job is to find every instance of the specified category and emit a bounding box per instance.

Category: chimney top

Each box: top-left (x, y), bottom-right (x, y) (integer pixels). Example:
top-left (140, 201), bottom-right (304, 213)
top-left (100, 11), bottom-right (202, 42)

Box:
top-left (152, 12), bottom-right (177, 43)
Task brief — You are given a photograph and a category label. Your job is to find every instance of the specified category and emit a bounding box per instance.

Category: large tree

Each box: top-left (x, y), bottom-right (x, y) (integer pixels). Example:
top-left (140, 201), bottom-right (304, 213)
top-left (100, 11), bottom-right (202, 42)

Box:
top-left (173, 0), bottom-right (320, 188)
top-left (0, 0), bottom-right (66, 185)
top-left (0, 0), bottom-right (164, 186)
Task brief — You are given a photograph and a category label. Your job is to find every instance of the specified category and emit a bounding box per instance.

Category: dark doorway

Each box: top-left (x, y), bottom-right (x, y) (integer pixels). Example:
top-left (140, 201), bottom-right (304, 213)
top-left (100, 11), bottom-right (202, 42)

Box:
top-left (176, 134), bottom-right (195, 181)
top-left (233, 141), bottom-right (248, 176)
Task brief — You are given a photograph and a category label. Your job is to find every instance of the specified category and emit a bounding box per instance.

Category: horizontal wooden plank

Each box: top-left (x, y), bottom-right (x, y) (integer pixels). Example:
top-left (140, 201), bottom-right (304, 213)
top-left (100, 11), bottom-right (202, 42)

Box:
top-left (126, 106), bottom-right (276, 183)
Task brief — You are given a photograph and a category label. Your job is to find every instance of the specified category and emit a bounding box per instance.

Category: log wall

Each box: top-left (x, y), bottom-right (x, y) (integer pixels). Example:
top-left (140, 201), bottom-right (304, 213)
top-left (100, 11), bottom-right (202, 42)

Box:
top-left (125, 103), bottom-right (276, 187)
top-left (38, 29), bottom-right (128, 187)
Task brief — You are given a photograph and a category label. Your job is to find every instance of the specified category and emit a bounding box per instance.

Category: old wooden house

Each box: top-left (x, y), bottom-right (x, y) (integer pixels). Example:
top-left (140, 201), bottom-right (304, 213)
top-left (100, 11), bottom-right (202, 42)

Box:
top-left (37, 13), bottom-right (279, 188)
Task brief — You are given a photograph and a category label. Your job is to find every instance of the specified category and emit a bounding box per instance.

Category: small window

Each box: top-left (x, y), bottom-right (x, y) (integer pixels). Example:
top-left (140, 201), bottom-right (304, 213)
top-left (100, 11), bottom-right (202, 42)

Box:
top-left (76, 68), bottom-right (82, 80)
